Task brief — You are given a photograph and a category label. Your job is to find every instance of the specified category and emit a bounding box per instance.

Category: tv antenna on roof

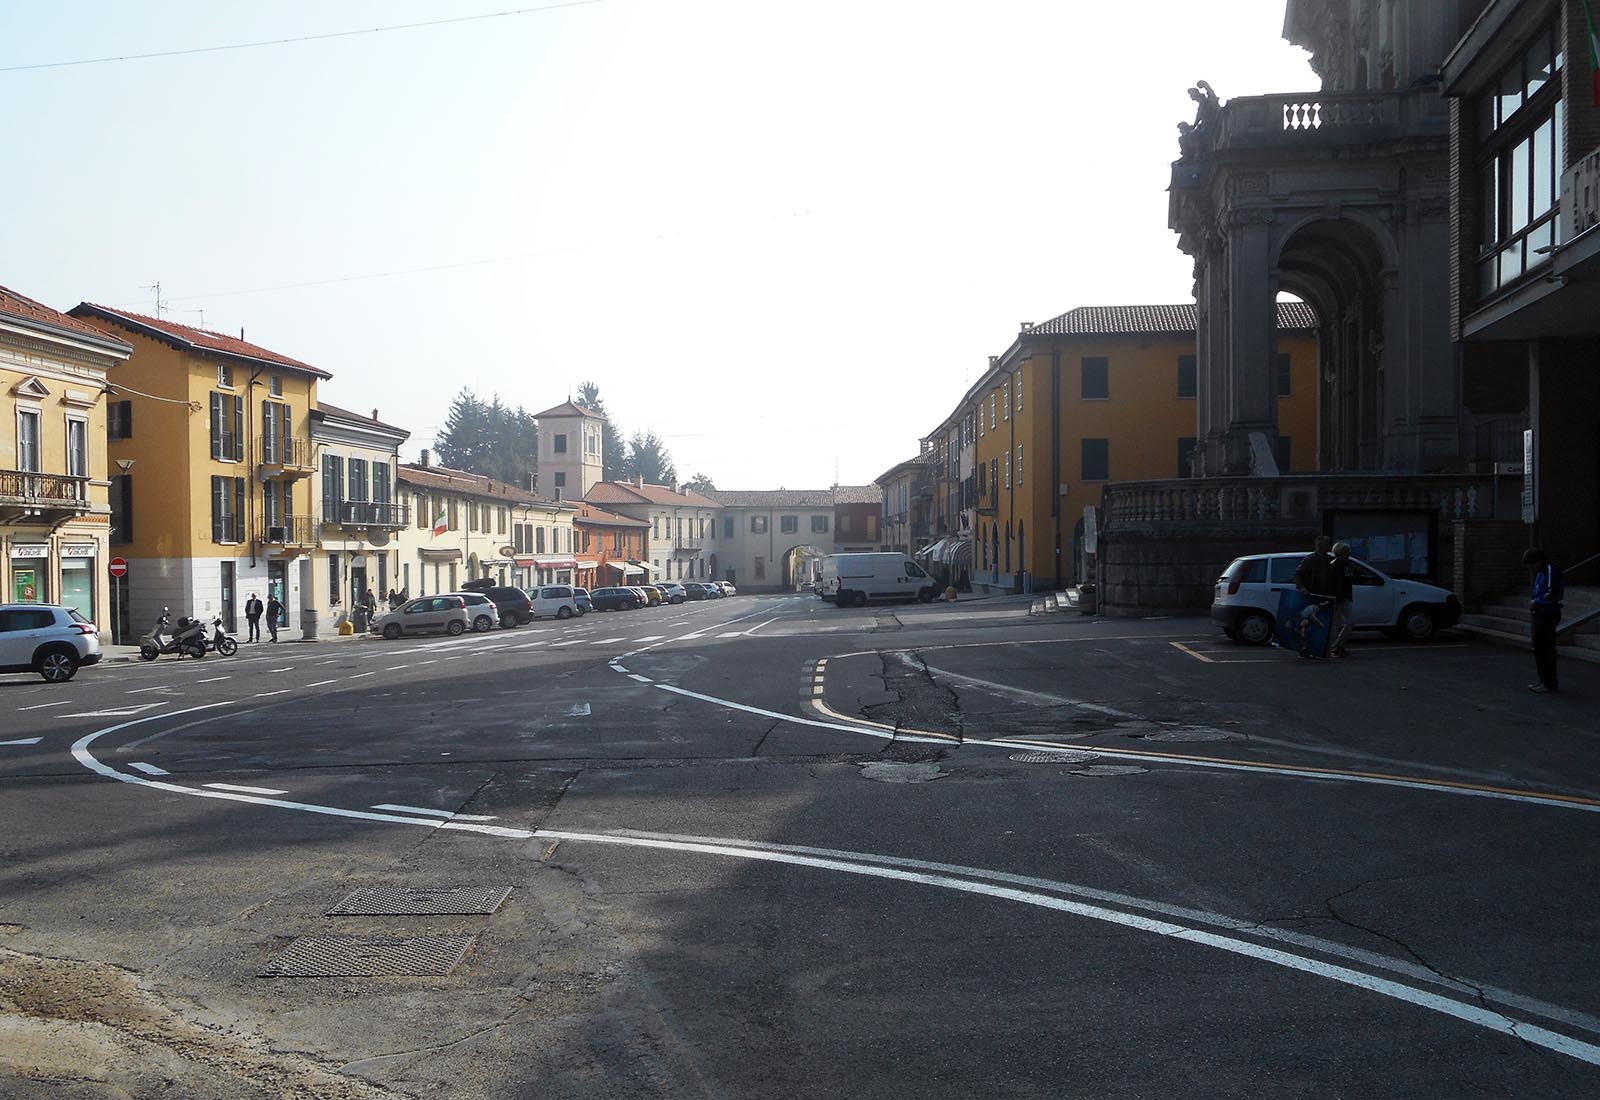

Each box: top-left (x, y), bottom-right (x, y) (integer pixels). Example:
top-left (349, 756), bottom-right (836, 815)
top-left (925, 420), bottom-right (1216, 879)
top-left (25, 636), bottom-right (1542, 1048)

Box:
top-left (143, 282), bottom-right (168, 318)
top-left (175, 306), bottom-right (206, 330)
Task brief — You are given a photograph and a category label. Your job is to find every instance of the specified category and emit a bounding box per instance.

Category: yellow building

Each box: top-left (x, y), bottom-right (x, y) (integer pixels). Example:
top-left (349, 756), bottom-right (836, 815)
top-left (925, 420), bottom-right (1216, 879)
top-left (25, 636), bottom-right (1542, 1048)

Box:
top-left (1, 287), bottom-right (131, 633)
top-left (69, 303), bottom-right (329, 637)
top-left (967, 303), bottom-right (1318, 592)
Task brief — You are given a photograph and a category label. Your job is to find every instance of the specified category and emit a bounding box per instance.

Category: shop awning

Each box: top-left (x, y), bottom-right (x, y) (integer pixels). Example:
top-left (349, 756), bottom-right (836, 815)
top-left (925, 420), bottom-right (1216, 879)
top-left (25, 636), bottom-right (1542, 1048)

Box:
top-left (605, 561), bottom-right (647, 577)
top-left (629, 560), bottom-right (657, 576)
top-left (533, 555), bottom-right (578, 569)
top-left (576, 560), bottom-right (599, 570)
top-left (943, 539), bottom-right (972, 565)
top-left (419, 548), bottom-right (462, 562)
top-left (513, 555), bottom-right (538, 568)
top-left (916, 539), bottom-right (946, 560)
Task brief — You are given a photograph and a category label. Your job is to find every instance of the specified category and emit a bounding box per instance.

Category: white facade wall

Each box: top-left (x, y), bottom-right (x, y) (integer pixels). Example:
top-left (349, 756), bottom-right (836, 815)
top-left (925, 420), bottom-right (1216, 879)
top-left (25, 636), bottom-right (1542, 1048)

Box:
top-left (713, 506), bottom-right (837, 589)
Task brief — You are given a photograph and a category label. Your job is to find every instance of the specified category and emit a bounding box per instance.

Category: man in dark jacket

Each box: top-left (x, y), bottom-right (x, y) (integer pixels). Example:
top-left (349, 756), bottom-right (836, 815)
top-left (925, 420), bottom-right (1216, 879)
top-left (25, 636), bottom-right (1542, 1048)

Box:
top-left (1524, 548), bottom-right (1563, 694)
top-left (1291, 536), bottom-right (1336, 658)
top-left (264, 593), bottom-right (283, 643)
top-left (243, 593), bottom-right (264, 643)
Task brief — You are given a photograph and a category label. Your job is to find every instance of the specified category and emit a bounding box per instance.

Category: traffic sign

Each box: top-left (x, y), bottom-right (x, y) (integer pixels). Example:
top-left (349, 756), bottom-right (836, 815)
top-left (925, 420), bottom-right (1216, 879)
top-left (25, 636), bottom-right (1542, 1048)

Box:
top-left (108, 557), bottom-right (128, 578)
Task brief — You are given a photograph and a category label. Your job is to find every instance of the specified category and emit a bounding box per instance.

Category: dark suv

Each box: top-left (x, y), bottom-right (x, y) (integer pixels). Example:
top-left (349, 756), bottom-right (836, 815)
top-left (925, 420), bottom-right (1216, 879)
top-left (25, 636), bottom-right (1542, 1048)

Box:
top-left (460, 582), bottom-right (534, 627)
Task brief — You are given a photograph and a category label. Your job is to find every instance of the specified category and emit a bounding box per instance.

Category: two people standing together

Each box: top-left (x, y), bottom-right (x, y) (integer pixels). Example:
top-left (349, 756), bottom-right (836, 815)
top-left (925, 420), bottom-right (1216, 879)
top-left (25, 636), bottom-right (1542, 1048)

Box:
top-left (242, 592), bottom-right (283, 643)
top-left (1292, 535), bottom-right (1357, 659)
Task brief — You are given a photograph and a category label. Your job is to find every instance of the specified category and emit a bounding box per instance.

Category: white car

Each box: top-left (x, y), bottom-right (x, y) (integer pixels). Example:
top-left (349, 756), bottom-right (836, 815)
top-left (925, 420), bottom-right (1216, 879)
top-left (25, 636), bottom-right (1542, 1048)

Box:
top-left (715, 581), bottom-right (738, 597)
top-left (371, 595), bottom-right (472, 639)
top-left (529, 585), bottom-right (578, 620)
top-left (0, 603), bottom-right (103, 682)
top-left (1211, 552), bottom-right (1462, 645)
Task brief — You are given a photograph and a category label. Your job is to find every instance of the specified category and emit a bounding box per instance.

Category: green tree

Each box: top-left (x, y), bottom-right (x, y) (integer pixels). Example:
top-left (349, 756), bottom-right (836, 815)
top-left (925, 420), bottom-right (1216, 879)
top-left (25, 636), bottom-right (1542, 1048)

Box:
top-left (434, 389), bottom-right (491, 471)
top-left (684, 473), bottom-right (716, 494)
top-left (623, 430), bottom-right (677, 485)
top-left (433, 388), bottom-right (537, 487)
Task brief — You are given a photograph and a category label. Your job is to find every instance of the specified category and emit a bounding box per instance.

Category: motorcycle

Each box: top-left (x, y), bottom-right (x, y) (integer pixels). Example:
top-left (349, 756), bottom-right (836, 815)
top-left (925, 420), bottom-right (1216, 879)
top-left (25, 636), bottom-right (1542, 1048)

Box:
top-left (137, 608), bottom-right (208, 661)
top-left (205, 615), bottom-right (238, 657)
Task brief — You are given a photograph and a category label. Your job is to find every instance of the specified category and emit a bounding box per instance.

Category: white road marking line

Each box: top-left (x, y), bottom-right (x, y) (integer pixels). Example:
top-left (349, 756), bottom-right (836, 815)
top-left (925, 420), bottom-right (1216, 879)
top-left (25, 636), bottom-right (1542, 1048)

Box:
top-left (269, 667), bottom-right (294, 673)
top-left (718, 631), bottom-right (745, 638)
top-left (195, 676), bottom-right (231, 683)
top-left (591, 637), bottom-right (625, 645)
top-left (565, 702), bottom-right (592, 716)
top-left (1, 737), bottom-right (43, 746)
top-left (550, 640), bottom-right (584, 647)
top-left (254, 690), bottom-right (290, 698)
top-left (385, 664), bottom-right (410, 671)
top-left (634, 635), bottom-right (664, 642)
top-left (348, 671), bottom-right (376, 679)
top-left (127, 685), bottom-right (172, 694)
top-left (204, 782), bottom-right (288, 796)
top-left (305, 679), bottom-right (339, 687)
top-left (370, 803), bottom-right (497, 821)
top-left (417, 659), bottom-right (439, 665)
top-left (18, 700), bottom-right (71, 710)
top-left (444, 654), bottom-right (470, 660)
top-left (67, 705), bottom-right (1600, 1067)
top-left (58, 703), bottom-right (170, 718)
top-left (628, 674), bottom-right (652, 683)
top-left (128, 761), bottom-right (168, 775)
top-left (679, 633), bottom-right (706, 640)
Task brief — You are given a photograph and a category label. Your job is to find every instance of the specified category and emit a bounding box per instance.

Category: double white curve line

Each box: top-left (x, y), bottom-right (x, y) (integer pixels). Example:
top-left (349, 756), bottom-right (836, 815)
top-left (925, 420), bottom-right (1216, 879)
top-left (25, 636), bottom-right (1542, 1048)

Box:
top-left (69, 702), bottom-right (1600, 1068)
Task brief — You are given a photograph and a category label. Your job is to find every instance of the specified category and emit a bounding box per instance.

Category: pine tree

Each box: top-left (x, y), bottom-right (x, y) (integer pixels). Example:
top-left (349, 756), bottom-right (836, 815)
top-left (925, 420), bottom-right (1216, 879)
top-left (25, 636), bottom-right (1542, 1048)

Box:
top-left (576, 380), bottom-right (628, 482)
top-left (624, 430), bottom-right (677, 485)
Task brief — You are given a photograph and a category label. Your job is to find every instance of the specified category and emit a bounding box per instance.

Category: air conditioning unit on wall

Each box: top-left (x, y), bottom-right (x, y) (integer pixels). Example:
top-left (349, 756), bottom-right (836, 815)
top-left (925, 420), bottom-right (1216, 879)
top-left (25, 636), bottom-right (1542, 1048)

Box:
top-left (266, 525), bottom-right (287, 543)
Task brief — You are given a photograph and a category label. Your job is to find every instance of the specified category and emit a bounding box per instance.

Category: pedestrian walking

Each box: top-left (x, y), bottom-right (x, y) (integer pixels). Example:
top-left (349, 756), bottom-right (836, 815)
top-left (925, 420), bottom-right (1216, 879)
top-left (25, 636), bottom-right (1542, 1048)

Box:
top-left (387, 589), bottom-right (400, 610)
top-left (1524, 548), bottom-right (1563, 694)
top-left (1291, 535), bottom-right (1337, 659)
top-left (243, 592), bottom-right (263, 643)
top-left (1330, 542), bottom-right (1356, 658)
top-left (265, 593), bottom-right (283, 643)
top-left (363, 589), bottom-right (378, 617)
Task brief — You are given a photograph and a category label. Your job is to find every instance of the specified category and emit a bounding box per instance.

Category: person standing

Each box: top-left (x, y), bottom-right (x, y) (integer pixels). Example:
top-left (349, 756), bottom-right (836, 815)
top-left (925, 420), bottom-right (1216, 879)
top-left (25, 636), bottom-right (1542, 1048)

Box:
top-left (243, 592), bottom-right (263, 643)
top-left (1524, 548), bottom-right (1563, 694)
top-left (265, 592), bottom-right (283, 643)
top-left (1329, 542), bottom-right (1356, 658)
top-left (1292, 535), bottom-right (1336, 659)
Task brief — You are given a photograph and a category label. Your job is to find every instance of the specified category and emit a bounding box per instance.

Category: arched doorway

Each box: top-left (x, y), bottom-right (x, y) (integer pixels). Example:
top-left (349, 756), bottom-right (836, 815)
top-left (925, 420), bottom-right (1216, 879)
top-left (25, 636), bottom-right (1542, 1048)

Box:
top-left (782, 544), bottom-right (825, 589)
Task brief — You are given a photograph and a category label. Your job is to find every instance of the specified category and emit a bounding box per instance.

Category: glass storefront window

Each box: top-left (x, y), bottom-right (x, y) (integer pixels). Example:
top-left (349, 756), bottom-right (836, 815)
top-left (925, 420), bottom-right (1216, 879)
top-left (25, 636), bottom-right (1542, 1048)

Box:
top-left (61, 558), bottom-right (93, 619)
top-left (11, 557), bottom-right (46, 603)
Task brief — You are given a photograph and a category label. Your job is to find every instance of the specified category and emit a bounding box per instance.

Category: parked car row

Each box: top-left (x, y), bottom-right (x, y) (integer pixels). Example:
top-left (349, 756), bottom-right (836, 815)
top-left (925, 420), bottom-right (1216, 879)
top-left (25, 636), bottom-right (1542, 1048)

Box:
top-left (368, 580), bottom-right (740, 638)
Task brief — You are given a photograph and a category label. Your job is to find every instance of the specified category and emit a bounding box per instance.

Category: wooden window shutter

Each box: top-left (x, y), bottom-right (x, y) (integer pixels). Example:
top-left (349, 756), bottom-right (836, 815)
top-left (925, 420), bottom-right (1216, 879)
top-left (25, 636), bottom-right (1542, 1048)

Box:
top-left (210, 393), bottom-right (223, 460)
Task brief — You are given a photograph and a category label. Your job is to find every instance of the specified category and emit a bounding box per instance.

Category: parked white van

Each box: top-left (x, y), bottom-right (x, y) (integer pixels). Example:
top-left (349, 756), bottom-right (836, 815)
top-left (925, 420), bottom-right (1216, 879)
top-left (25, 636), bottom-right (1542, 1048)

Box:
top-left (820, 553), bottom-right (942, 607)
top-left (529, 584), bottom-right (579, 620)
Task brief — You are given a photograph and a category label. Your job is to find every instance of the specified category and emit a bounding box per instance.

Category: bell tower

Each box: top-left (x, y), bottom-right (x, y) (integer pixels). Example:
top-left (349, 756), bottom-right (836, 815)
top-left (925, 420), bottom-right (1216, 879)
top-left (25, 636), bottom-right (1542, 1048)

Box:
top-left (533, 400), bottom-right (604, 499)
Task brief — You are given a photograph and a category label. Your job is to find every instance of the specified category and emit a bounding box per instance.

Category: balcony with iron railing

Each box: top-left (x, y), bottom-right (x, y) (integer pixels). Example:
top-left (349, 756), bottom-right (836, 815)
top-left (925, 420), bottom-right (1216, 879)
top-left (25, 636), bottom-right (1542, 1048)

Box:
top-left (257, 434), bottom-right (315, 476)
top-left (259, 514), bottom-right (315, 550)
top-left (320, 499), bottom-right (410, 531)
top-left (0, 469), bottom-right (90, 518)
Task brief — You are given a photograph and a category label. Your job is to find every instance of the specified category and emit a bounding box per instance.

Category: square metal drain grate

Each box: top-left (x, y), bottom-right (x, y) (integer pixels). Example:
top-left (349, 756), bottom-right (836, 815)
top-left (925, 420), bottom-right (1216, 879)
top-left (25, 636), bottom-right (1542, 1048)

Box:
top-left (261, 935), bottom-right (475, 978)
top-left (326, 885), bottom-right (512, 916)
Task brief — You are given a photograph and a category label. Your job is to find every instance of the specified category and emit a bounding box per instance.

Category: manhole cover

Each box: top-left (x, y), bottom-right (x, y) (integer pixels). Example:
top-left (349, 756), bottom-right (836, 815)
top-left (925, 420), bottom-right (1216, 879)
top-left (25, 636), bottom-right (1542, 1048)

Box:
top-left (1009, 749), bottom-right (1100, 764)
top-left (327, 885), bottom-right (511, 916)
top-left (1138, 729), bottom-right (1237, 743)
top-left (261, 935), bottom-right (475, 978)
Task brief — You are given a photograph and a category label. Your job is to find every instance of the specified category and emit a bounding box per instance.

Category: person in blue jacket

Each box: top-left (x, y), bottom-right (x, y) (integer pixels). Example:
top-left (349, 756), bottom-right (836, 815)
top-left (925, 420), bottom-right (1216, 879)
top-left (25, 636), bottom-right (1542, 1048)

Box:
top-left (1523, 548), bottom-right (1563, 694)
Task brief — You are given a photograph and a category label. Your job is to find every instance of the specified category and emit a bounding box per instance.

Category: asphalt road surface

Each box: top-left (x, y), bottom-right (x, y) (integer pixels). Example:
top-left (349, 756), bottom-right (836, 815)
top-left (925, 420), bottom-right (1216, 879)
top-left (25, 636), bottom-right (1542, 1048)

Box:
top-left (2, 593), bottom-right (1597, 1099)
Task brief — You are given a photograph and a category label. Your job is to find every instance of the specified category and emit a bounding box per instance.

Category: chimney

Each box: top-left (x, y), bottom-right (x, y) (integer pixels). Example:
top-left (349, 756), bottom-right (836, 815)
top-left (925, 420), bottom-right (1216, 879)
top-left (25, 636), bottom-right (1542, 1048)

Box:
top-left (669, 479), bottom-right (679, 494)
top-left (633, 474), bottom-right (644, 488)
top-left (371, 408), bottom-right (379, 421)
top-left (988, 356), bottom-right (998, 366)
top-left (419, 449), bottom-right (431, 467)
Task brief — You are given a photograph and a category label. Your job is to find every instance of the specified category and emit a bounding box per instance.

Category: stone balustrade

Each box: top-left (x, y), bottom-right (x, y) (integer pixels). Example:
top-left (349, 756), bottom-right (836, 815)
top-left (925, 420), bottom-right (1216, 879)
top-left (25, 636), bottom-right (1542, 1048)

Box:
top-left (1103, 474), bottom-right (1492, 531)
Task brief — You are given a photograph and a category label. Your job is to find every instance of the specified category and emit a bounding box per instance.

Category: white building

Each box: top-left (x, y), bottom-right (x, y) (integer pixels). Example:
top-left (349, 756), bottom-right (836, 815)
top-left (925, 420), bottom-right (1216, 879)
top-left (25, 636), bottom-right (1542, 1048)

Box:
top-left (583, 478), bottom-right (721, 583)
top-left (704, 486), bottom-right (882, 590)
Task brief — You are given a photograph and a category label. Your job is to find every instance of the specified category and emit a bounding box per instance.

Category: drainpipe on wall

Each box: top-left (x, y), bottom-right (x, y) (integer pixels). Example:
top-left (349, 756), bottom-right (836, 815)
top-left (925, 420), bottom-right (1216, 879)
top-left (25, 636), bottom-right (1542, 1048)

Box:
top-left (1051, 348), bottom-right (1062, 591)
top-left (247, 366), bottom-right (264, 569)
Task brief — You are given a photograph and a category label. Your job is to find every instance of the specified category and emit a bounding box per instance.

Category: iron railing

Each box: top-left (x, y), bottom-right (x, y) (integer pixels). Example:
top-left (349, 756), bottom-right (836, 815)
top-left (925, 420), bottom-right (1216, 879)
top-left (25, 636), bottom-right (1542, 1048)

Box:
top-left (258, 434), bottom-right (315, 469)
top-left (0, 469), bottom-right (88, 506)
top-left (320, 500), bottom-right (410, 528)
top-left (260, 514), bottom-right (315, 547)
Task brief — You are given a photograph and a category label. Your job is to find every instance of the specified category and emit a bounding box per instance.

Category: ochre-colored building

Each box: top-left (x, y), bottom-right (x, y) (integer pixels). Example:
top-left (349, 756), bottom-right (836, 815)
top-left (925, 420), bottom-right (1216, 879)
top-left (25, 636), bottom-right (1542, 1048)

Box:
top-left (69, 303), bottom-right (328, 636)
top-left (1, 287), bottom-right (131, 633)
top-left (571, 501), bottom-right (650, 590)
top-left (967, 303), bottom-right (1318, 592)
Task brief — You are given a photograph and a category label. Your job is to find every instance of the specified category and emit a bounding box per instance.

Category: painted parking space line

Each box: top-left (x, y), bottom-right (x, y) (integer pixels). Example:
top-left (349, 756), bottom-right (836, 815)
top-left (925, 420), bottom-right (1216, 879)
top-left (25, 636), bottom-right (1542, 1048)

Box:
top-left (204, 782), bottom-right (289, 796)
top-left (58, 702), bottom-right (169, 718)
top-left (1170, 641), bottom-right (1217, 664)
top-left (128, 761), bottom-right (168, 775)
top-left (370, 803), bottom-right (498, 822)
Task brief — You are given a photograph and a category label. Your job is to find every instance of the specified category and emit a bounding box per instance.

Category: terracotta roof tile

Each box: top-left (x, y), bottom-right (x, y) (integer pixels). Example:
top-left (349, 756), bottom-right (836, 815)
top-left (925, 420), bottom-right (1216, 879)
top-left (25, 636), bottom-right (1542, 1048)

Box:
top-left (1023, 301), bottom-right (1317, 337)
top-left (585, 481), bottom-right (721, 508)
top-left (71, 302), bottom-right (332, 378)
top-left (313, 401), bottom-right (410, 437)
top-left (532, 400), bottom-right (603, 420)
top-left (398, 462), bottom-right (557, 506)
top-left (0, 285), bottom-right (131, 349)
top-left (706, 486), bottom-right (881, 507)
top-left (572, 502), bottom-right (649, 528)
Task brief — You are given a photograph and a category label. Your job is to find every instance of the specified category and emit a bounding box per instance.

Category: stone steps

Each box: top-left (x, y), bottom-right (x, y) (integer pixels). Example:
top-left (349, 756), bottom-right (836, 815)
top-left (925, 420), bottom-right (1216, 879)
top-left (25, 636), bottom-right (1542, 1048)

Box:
top-left (1455, 615), bottom-right (1600, 665)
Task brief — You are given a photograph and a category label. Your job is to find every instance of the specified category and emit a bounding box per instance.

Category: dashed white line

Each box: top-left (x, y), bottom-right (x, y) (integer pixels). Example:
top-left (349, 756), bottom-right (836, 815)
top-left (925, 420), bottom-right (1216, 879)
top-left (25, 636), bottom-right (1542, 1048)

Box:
top-left (370, 803), bottom-right (498, 821)
top-left (254, 690), bottom-right (290, 698)
top-left (18, 700), bottom-right (71, 710)
top-left (628, 674), bottom-right (652, 683)
top-left (269, 667), bottom-right (294, 673)
top-left (634, 635), bottom-right (664, 642)
top-left (195, 676), bottom-right (231, 684)
top-left (128, 761), bottom-right (168, 775)
top-left (550, 640), bottom-right (584, 647)
top-left (305, 679), bottom-right (339, 688)
top-left (591, 637), bottom-right (625, 645)
top-left (679, 633), bottom-right (706, 641)
top-left (127, 685), bottom-right (172, 694)
top-left (204, 782), bottom-right (288, 796)
top-left (348, 670), bottom-right (376, 679)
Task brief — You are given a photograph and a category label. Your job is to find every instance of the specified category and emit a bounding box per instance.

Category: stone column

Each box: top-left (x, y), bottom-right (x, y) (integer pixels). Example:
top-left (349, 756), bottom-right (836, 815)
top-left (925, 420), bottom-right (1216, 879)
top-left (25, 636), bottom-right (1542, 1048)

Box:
top-left (1222, 218), bottom-right (1277, 472)
top-left (1195, 236), bottom-right (1231, 475)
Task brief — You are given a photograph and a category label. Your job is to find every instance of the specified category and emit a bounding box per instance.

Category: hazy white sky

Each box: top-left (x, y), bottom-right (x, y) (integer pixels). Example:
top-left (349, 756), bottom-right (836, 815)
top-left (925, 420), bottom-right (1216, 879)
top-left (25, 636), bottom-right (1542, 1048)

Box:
top-left (1, 1), bottom-right (1313, 489)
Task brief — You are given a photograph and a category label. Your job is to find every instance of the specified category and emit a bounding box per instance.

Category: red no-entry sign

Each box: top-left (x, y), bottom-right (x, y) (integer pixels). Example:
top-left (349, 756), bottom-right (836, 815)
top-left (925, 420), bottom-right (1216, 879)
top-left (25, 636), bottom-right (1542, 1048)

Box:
top-left (108, 557), bottom-right (128, 578)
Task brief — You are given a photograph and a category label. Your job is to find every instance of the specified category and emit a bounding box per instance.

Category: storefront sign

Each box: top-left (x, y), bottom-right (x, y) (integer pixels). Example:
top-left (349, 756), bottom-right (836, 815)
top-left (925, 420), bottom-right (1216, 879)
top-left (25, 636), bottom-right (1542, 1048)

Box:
top-left (9, 544), bottom-right (47, 559)
top-left (61, 544), bottom-right (97, 558)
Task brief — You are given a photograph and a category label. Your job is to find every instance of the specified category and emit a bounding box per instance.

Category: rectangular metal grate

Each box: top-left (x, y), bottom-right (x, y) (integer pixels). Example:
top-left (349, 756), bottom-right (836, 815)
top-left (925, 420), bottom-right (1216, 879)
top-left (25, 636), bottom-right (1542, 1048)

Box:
top-left (325, 885), bottom-right (511, 917)
top-left (261, 935), bottom-right (475, 978)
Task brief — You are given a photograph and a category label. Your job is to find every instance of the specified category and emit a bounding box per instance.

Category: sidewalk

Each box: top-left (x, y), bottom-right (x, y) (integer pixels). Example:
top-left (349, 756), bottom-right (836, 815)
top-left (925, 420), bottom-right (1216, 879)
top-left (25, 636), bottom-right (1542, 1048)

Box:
top-left (98, 629), bottom-right (370, 663)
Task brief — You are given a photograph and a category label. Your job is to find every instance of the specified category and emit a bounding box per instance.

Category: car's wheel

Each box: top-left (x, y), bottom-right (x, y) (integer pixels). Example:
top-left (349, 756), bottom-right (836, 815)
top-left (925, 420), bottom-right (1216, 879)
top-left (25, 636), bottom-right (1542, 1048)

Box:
top-left (1397, 605), bottom-right (1437, 641)
top-left (138, 642), bottom-right (159, 661)
top-left (499, 615), bottom-right (518, 629)
top-left (852, 591), bottom-right (868, 608)
top-left (217, 636), bottom-right (239, 656)
top-left (383, 623), bottom-right (402, 640)
top-left (917, 587), bottom-right (936, 603)
top-left (36, 646), bottom-right (79, 684)
top-left (472, 615), bottom-right (493, 633)
top-left (1236, 611), bottom-right (1274, 646)
top-left (556, 606), bottom-right (573, 619)
top-left (671, 596), bottom-right (683, 604)
top-left (447, 619), bottom-right (466, 636)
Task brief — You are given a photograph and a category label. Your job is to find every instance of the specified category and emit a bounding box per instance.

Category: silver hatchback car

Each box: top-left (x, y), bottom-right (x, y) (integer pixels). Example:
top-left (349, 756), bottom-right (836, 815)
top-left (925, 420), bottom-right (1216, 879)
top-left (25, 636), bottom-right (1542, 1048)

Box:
top-left (370, 595), bottom-right (472, 639)
top-left (0, 603), bottom-right (102, 682)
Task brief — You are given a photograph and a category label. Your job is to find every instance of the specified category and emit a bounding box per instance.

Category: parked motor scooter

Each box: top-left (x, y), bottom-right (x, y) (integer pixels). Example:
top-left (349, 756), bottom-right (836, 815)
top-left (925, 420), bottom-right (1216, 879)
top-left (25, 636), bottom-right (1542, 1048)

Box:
top-left (205, 614), bottom-right (238, 657)
top-left (137, 608), bottom-right (208, 661)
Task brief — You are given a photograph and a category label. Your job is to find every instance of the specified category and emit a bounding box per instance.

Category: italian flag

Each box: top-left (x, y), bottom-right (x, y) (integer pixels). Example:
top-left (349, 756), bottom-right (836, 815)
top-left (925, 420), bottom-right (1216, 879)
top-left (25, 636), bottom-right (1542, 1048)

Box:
top-left (1587, 0), bottom-right (1600, 106)
top-left (432, 509), bottom-right (448, 537)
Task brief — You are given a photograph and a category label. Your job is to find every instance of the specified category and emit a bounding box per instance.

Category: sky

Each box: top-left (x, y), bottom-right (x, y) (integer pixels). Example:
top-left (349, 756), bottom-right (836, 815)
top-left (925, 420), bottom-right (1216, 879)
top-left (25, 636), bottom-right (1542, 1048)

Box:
top-left (0, 1), bottom-right (1314, 490)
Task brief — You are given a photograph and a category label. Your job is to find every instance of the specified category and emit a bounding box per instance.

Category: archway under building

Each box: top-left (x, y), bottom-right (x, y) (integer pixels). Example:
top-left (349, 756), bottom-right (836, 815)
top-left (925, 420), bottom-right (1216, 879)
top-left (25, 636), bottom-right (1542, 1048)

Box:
top-left (782, 545), bottom-right (825, 590)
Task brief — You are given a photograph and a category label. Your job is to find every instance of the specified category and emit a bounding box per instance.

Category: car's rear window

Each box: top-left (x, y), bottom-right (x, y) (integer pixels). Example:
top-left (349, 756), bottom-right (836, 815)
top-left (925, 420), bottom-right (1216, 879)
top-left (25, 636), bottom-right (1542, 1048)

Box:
top-left (69, 608), bottom-right (91, 625)
top-left (1269, 557), bottom-right (1300, 584)
top-left (1223, 558), bottom-right (1267, 584)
